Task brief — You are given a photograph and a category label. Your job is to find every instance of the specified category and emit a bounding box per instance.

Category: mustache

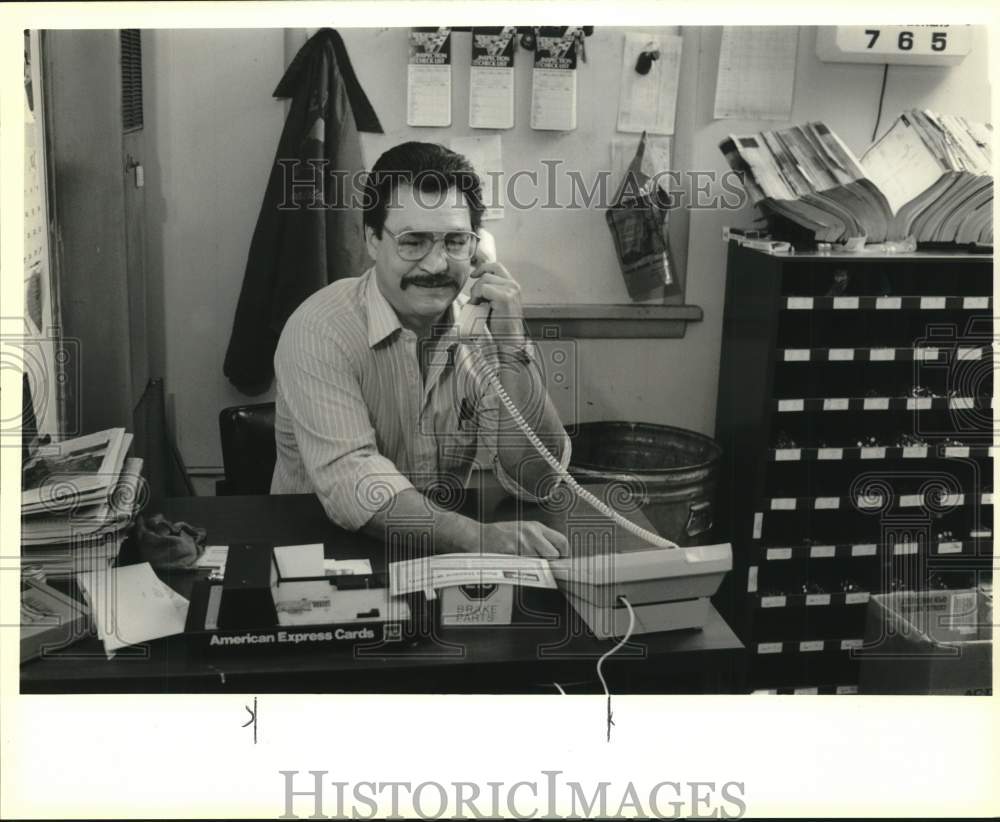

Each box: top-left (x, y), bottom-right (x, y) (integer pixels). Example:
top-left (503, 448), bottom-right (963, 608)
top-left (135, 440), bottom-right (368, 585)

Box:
top-left (400, 274), bottom-right (460, 291)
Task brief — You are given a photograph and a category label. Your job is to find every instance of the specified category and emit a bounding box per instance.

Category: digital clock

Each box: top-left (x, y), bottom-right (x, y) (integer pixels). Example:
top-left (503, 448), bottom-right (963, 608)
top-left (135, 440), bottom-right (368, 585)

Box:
top-left (817, 25), bottom-right (972, 66)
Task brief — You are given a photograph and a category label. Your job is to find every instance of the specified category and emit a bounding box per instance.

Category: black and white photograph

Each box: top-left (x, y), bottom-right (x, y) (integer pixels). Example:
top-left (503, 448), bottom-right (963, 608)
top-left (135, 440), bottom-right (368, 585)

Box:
top-left (2, 6), bottom-right (996, 820)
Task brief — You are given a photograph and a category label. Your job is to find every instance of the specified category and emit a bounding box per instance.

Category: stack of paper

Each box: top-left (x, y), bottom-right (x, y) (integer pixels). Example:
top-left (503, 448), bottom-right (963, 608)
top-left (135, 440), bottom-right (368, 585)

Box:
top-left (78, 563), bottom-right (188, 658)
top-left (21, 429), bottom-right (143, 576)
top-left (720, 110), bottom-right (992, 246)
top-left (862, 110), bottom-right (993, 245)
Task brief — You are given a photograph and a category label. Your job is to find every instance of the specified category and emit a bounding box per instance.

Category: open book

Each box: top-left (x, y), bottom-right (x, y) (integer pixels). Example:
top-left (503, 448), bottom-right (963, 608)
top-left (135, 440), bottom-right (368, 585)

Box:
top-left (720, 110), bottom-right (993, 246)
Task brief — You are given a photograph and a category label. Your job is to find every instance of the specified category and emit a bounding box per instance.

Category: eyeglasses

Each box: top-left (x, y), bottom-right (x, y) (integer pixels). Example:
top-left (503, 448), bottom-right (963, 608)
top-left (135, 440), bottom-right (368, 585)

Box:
top-left (382, 227), bottom-right (480, 262)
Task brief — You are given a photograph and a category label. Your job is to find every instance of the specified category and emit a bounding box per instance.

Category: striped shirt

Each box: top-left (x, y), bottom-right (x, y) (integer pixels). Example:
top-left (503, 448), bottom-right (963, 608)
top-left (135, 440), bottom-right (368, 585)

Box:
top-left (271, 267), bottom-right (571, 530)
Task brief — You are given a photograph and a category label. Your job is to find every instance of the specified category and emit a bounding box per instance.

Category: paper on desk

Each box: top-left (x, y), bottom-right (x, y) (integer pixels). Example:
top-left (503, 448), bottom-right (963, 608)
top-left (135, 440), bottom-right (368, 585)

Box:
top-left (274, 543), bottom-right (325, 579)
top-left (78, 562), bottom-right (188, 658)
top-left (389, 553), bottom-right (557, 597)
top-left (324, 558), bottom-right (374, 576)
top-left (196, 545), bottom-right (228, 570)
top-left (713, 27), bottom-right (799, 121)
top-left (448, 135), bottom-right (503, 220)
top-left (617, 32), bottom-right (683, 135)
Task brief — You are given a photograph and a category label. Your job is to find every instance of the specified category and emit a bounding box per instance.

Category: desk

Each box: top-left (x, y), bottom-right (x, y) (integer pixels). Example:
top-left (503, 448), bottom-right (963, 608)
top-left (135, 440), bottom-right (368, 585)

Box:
top-left (21, 490), bottom-right (745, 694)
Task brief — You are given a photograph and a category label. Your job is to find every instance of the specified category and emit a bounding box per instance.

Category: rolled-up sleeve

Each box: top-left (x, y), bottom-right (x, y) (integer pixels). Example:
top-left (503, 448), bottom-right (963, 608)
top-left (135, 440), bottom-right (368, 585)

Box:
top-left (274, 319), bottom-right (413, 531)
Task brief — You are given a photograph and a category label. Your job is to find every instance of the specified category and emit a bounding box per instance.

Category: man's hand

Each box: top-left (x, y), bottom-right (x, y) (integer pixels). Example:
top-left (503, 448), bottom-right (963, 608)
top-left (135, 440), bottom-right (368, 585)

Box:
top-left (467, 262), bottom-right (526, 344)
top-left (482, 520), bottom-right (568, 559)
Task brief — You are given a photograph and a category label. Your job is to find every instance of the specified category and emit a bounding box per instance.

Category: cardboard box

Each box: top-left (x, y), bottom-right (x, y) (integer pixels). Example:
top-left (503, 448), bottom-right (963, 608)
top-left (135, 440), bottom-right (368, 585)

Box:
top-left (859, 589), bottom-right (993, 695)
top-left (440, 583), bottom-right (513, 626)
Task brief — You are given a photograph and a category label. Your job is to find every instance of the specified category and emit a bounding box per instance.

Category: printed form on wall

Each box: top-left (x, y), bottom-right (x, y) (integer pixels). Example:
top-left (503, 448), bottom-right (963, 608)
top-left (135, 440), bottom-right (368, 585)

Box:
top-left (407, 27), bottom-right (452, 127)
top-left (469, 27), bottom-right (516, 129)
top-left (449, 135), bottom-right (504, 221)
top-left (617, 32), bottom-right (683, 135)
top-left (714, 26), bottom-right (799, 121)
top-left (530, 27), bottom-right (580, 131)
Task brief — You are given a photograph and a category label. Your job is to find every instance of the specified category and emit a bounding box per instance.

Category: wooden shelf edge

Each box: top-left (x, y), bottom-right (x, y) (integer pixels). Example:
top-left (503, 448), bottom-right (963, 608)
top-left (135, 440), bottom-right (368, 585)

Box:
top-left (523, 304), bottom-right (703, 339)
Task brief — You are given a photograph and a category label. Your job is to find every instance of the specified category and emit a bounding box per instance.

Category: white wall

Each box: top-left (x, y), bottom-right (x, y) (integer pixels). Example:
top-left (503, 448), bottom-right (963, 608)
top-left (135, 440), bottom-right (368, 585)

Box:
top-left (147, 26), bottom-right (992, 472)
top-left (144, 29), bottom-right (286, 470)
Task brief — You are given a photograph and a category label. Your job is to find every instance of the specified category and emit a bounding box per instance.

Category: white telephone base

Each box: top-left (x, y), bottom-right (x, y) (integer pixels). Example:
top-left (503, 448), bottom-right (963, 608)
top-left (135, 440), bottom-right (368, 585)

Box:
top-left (551, 543), bottom-right (732, 637)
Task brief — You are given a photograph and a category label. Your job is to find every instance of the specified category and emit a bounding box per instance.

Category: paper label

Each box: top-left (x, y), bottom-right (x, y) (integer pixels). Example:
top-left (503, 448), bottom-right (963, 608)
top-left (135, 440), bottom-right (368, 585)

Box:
top-left (815, 497), bottom-right (840, 509)
top-left (903, 446), bottom-right (928, 458)
top-left (836, 685), bottom-right (859, 694)
top-left (950, 397), bottom-right (975, 410)
top-left (747, 565), bottom-right (759, 592)
top-left (870, 349), bottom-right (895, 362)
top-left (855, 495), bottom-right (883, 509)
top-left (914, 347), bottom-right (939, 360)
top-left (766, 548), bottom-right (793, 561)
top-left (757, 642), bottom-right (783, 655)
top-left (794, 687), bottom-right (820, 694)
top-left (938, 541), bottom-right (963, 554)
top-left (818, 448), bottom-right (843, 461)
top-left (876, 297), bottom-right (901, 310)
top-left (753, 512), bottom-right (763, 539)
top-left (806, 594), bottom-right (831, 606)
top-left (944, 446), bottom-right (970, 457)
top-left (899, 495), bottom-right (922, 508)
top-left (761, 595), bottom-right (787, 608)
top-left (845, 592), bottom-right (870, 605)
top-left (833, 297), bottom-right (859, 309)
top-left (920, 297), bottom-right (946, 310)
top-left (863, 398), bottom-right (890, 410)
top-left (799, 640), bottom-right (824, 652)
top-left (778, 399), bottom-right (804, 412)
top-left (861, 447), bottom-right (886, 459)
top-left (784, 349), bottom-right (810, 361)
top-left (787, 297), bottom-right (813, 309)
top-left (957, 347), bottom-right (982, 361)
top-left (906, 398), bottom-right (932, 411)
top-left (774, 448), bottom-right (801, 462)
top-left (810, 544), bottom-right (836, 558)
top-left (829, 348), bottom-right (854, 361)
top-left (851, 543), bottom-right (878, 557)
top-left (823, 398), bottom-right (849, 411)
top-left (963, 296), bottom-right (989, 309)
top-left (771, 498), bottom-right (796, 510)
top-left (840, 639), bottom-right (863, 650)
top-left (894, 541), bottom-right (919, 555)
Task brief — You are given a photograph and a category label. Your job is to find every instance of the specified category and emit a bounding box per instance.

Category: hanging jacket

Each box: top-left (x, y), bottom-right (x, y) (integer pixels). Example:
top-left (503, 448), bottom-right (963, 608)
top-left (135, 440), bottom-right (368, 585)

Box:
top-left (223, 28), bottom-right (382, 395)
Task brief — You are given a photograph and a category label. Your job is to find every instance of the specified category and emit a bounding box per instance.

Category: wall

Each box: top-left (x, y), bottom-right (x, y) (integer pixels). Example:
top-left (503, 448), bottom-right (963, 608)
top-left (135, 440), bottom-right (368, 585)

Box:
top-left (146, 26), bottom-right (992, 476)
top-left (144, 29), bottom-right (286, 471)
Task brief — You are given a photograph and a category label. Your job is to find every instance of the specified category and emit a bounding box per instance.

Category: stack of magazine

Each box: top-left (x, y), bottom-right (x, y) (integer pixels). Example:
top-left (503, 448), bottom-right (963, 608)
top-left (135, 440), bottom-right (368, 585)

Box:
top-left (719, 110), bottom-right (993, 246)
top-left (21, 428), bottom-right (144, 576)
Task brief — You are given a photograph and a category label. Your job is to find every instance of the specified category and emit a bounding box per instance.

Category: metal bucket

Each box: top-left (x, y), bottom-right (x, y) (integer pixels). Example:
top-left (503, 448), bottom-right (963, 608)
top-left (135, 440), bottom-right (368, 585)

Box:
top-left (567, 421), bottom-right (722, 546)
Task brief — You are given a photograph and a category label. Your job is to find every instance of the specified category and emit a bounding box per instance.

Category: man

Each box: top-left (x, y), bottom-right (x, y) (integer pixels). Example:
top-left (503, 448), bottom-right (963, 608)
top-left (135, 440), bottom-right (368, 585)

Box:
top-left (271, 142), bottom-right (571, 558)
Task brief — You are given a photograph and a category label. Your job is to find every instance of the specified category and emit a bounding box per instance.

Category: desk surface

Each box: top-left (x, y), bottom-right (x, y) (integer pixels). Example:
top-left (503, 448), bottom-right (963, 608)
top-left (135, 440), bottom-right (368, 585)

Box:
top-left (21, 490), bottom-right (744, 694)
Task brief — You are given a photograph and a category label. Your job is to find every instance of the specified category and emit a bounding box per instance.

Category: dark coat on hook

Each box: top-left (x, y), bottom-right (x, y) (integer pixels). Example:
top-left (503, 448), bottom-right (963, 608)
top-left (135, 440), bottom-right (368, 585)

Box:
top-left (224, 28), bottom-right (382, 396)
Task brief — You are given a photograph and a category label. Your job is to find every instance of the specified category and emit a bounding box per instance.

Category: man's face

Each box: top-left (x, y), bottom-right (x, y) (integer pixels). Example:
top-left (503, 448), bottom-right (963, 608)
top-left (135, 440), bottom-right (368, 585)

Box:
top-left (366, 183), bottom-right (475, 328)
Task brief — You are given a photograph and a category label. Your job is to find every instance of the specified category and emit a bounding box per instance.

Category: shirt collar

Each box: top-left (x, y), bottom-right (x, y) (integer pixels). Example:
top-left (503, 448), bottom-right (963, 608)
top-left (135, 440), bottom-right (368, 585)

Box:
top-left (363, 267), bottom-right (470, 349)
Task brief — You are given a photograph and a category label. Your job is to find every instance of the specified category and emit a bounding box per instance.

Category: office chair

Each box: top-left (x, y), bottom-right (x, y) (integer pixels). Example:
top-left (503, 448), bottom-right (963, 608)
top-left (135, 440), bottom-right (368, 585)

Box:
top-left (217, 402), bottom-right (277, 495)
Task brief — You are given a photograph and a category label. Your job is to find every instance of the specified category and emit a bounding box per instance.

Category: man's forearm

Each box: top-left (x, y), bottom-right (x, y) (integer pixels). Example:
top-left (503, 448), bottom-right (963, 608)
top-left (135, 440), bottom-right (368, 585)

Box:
top-left (493, 345), bottom-right (567, 496)
top-left (361, 487), bottom-right (482, 553)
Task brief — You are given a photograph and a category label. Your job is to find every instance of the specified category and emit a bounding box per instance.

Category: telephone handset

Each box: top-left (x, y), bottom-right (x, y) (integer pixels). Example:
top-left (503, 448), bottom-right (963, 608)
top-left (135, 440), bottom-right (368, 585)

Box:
top-left (458, 229), bottom-right (680, 552)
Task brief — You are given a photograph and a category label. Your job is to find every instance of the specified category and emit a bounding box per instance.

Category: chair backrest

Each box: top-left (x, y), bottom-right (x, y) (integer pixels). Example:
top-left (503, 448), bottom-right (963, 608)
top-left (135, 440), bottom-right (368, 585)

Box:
top-left (218, 403), bottom-right (276, 495)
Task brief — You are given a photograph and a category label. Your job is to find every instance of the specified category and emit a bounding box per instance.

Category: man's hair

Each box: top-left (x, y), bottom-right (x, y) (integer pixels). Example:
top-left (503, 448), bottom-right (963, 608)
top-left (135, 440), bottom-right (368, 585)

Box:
top-left (362, 142), bottom-right (484, 237)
